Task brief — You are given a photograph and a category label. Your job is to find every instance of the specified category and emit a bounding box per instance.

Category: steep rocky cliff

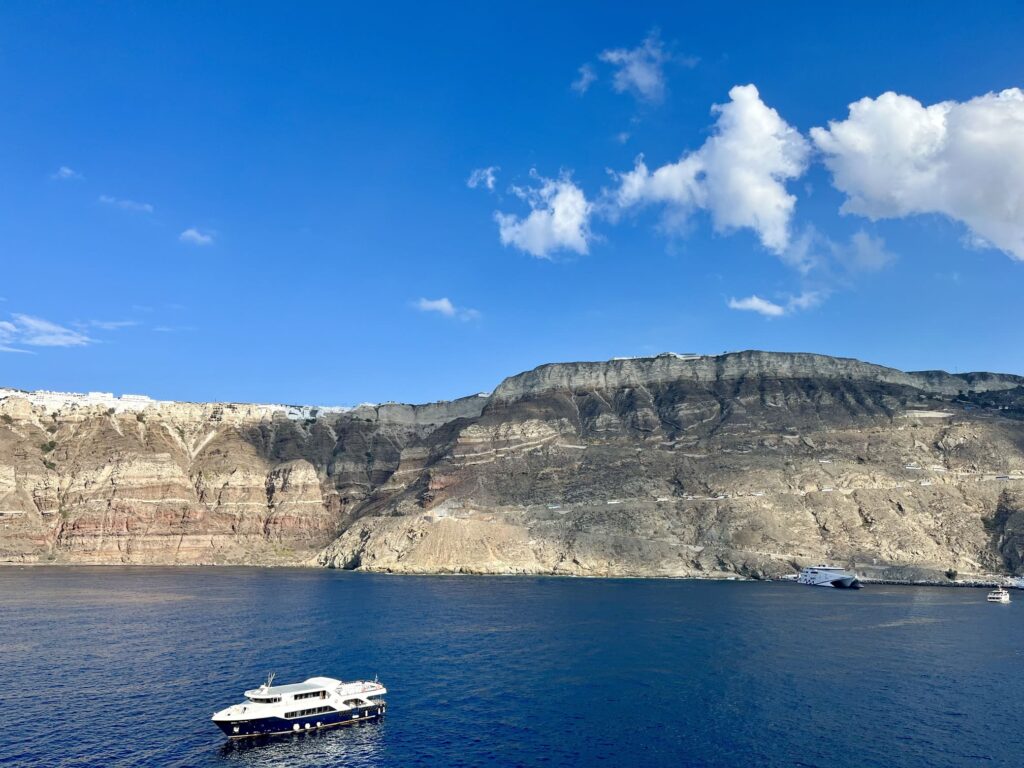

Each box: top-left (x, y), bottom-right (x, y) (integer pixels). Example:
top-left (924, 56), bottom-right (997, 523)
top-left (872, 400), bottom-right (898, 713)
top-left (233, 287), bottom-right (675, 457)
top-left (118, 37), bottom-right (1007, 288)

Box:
top-left (3, 351), bottom-right (1024, 580)
top-left (0, 394), bottom-right (486, 564)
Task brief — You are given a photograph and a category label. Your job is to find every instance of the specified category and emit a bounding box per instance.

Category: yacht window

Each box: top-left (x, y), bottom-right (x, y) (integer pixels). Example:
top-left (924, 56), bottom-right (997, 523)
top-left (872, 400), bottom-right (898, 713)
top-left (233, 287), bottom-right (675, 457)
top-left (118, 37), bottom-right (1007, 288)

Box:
top-left (293, 691), bottom-right (326, 701)
top-left (284, 705), bottom-right (335, 718)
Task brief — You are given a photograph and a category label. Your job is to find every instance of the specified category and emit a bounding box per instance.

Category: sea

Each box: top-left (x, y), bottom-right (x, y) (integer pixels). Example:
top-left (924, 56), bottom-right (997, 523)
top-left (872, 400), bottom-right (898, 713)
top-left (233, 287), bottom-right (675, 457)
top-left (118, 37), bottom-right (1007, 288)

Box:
top-left (1, 567), bottom-right (1021, 767)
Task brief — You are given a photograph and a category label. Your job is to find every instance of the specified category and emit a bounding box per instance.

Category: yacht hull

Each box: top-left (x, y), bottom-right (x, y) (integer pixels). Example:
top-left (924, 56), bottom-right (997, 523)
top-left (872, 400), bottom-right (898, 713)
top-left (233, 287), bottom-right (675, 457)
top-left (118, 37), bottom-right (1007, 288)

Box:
top-left (214, 702), bottom-right (385, 739)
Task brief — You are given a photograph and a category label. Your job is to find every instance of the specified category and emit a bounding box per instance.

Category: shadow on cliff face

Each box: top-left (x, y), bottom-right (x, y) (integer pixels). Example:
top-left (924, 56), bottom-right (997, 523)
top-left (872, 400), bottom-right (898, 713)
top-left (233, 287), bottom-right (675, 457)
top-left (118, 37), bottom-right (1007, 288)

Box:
top-left (236, 413), bottom-right (456, 527)
top-left (240, 419), bottom-right (336, 465)
top-left (984, 491), bottom-right (1024, 575)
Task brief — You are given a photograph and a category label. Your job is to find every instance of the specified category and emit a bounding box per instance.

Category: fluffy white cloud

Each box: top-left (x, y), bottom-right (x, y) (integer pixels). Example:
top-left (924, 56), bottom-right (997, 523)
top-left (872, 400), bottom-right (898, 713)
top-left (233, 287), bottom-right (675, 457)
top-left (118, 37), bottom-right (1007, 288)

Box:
top-left (467, 166), bottom-right (499, 191)
top-left (571, 64), bottom-right (597, 95)
top-left (52, 166), bottom-right (82, 180)
top-left (0, 314), bottom-right (94, 351)
top-left (495, 174), bottom-right (593, 258)
top-left (416, 297), bottom-right (455, 316)
top-left (811, 88), bottom-right (1024, 260)
top-left (612, 84), bottom-right (810, 253)
top-left (99, 194), bottom-right (153, 213)
top-left (727, 290), bottom-right (823, 318)
top-left (727, 295), bottom-right (785, 317)
top-left (179, 228), bottom-right (214, 246)
top-left (414, 297), bottom-right (480, 321)
top-left (598, 32), bottom-right (670, 103)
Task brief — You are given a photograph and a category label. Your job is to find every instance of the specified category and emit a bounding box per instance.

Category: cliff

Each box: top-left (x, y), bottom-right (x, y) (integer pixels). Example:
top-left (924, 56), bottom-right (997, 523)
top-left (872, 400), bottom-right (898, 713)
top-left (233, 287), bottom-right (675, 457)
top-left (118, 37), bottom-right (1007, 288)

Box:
top-left (0, 392), bottom-right (486, 565)
top-left (3, 351), bottom-right (1024, 580)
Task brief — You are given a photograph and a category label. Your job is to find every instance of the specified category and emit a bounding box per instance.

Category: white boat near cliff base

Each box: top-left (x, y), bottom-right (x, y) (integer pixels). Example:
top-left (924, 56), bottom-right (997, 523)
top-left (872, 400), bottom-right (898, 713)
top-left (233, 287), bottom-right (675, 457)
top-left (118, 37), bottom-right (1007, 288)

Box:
top-left (797, 564), bottom-right (862, 589)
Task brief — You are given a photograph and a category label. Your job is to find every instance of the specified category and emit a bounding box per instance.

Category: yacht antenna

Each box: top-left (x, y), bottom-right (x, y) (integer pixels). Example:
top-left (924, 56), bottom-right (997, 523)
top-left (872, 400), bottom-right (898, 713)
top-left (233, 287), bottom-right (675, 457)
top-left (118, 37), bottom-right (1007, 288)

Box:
top-left (265, 671), bottom-right (275, 688)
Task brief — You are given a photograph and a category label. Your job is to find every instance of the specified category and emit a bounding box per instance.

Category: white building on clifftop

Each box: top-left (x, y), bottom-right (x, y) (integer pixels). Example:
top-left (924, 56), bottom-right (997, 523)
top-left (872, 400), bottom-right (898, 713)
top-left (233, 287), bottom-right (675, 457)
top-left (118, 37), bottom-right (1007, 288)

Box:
top-left (0, 387), bottom-right (354, 420)
top-left (0, 389), bottom-right (164, 412)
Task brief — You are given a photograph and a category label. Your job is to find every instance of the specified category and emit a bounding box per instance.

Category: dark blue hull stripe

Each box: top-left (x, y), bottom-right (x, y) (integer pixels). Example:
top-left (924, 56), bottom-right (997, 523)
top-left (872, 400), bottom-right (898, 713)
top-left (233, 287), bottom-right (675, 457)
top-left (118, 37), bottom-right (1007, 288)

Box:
top-left (215, 705), bottom-right (386, 739)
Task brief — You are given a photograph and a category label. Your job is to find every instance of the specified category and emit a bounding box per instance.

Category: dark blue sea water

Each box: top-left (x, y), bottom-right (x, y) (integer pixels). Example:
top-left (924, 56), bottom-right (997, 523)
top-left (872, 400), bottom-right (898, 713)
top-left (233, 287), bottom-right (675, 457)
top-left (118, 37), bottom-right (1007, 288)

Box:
top-left (1, 568), bottom-right (1021, 767)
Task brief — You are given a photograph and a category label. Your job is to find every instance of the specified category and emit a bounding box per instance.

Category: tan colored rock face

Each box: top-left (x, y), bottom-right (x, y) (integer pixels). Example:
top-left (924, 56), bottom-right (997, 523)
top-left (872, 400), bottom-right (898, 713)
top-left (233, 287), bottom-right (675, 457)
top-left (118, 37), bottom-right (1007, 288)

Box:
top-left (3, 351), bottom-right (1024, 578)
top-left (0, 395), bottom-right (485, 564)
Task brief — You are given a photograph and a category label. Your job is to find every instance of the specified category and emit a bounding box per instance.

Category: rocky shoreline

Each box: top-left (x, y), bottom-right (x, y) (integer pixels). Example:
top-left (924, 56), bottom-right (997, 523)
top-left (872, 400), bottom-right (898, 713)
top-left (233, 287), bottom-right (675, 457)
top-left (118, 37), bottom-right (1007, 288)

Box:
top-left (4, 561), bottom-right (1023, 595)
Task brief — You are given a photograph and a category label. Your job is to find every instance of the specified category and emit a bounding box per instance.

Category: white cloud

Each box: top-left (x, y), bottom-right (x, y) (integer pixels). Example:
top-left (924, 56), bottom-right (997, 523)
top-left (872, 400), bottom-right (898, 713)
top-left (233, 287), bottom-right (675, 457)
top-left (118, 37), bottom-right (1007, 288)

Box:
top-left (571, 64), bottom-right (597, 95)
top-left (727, 295), bottom-right (786, 317)
top-left (747, 228), bottom-right (895, 315)
top-left (414, 297), bottom-right (480, 321)
top-left (612, 84), bottom-right (810, 253)
top-left (727, 290), bottom-right (824, 318)
top-left (495, 173), bottom-right (593, 258)
top-left (179, 228), bottom-right (214, 246)
top-left (781, 226), bottom-right (895, 277)
top-left (613, 153), bottom-right (703, 211)
top-left (99, 194), bottom-right (153, 213)
top-left (785, 290), bottom-right (825, 311)
top-left (88, 320), bottom-right (139, 330)
top-left (779, 227), bottom-right (821, 275)
top-left (598, 32), bottom-right (670, 103)
top-left (467, 166), bottom-right (499, 191)
top-left (0, 321), bottom-right (24, 353)
top-left (52, 166), bottom-right (82, 180)
top-left (0, 314), bottom-right (94, 351)
top-left (416, 297), bottom-right (455, 316)
top-left (832, 230), bottom-right (895, 272)
top-left (811, 88), bottom-right (1024, 260)
top-left (153, 325), bottom-right (196, 333)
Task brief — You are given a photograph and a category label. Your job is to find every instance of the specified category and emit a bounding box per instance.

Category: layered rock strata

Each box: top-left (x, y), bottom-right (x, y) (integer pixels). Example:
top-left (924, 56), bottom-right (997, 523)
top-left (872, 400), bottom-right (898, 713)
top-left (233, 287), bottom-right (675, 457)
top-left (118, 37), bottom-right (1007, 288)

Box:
top-left (3, 351), bottom-right (1024, 580)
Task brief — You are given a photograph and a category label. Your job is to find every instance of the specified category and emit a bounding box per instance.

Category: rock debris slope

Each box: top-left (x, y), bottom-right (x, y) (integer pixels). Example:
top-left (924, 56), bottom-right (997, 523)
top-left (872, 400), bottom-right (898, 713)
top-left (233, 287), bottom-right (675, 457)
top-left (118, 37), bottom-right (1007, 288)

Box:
top-left (2, 351), bottom-right (1024, 580)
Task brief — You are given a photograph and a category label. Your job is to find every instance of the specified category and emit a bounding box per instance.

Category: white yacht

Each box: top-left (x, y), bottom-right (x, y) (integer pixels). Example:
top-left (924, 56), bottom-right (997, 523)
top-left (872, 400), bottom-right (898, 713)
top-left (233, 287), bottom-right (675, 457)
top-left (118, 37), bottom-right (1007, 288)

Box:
top-left (797, 564), bottom-right (861, 589)
top-left (987, 587), bottom-right (1011, 603)
top-left (212, 674), bottom-right (387, 739)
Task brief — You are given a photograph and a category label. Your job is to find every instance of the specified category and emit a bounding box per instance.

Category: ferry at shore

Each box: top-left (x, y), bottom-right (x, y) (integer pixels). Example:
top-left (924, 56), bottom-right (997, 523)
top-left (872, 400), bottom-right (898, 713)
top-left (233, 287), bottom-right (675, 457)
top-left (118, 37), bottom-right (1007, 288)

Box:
top-left (212, 674), bottom-right (386, 739)
top-left (987, 587), bottom-right (1011, 603)
top-left (796, 564), bottom-right (862, 589)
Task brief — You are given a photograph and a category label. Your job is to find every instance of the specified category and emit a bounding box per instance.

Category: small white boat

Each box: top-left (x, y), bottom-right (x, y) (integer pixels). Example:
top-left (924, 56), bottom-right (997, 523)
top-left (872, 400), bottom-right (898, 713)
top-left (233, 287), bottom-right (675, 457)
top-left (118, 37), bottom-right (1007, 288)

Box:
top-left (987, 587), bottom-right (1011, 603)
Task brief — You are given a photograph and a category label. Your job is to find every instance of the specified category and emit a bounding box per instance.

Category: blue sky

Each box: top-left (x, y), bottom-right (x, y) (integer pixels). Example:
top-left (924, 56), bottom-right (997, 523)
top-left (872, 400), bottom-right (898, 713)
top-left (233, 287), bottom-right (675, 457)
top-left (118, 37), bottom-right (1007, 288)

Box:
top-left (2, 2), bottom-right (1023, 405)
